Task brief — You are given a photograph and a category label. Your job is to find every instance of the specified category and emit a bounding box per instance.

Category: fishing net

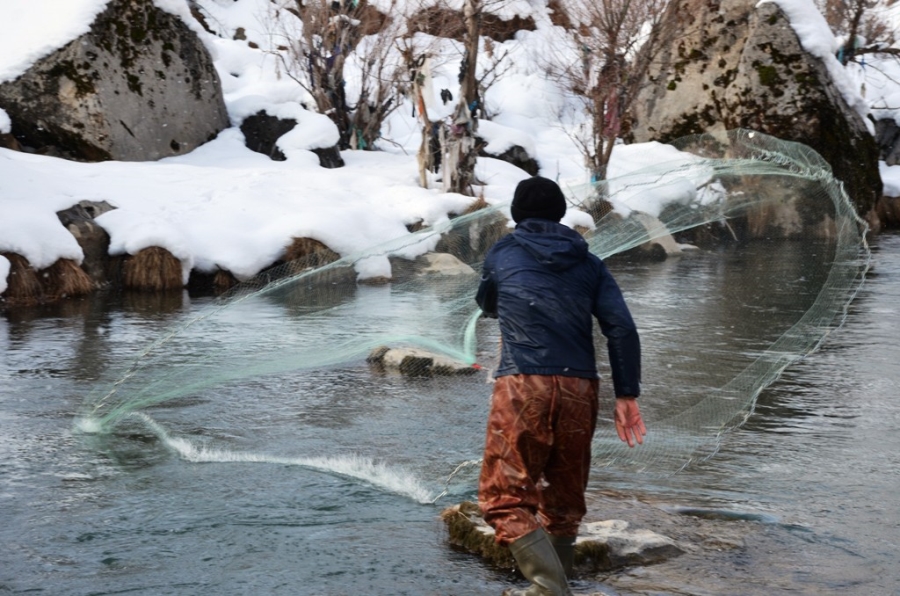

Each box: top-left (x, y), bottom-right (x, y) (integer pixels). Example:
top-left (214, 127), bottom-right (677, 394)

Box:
top-left (77, 129), bottom-right (870, 500)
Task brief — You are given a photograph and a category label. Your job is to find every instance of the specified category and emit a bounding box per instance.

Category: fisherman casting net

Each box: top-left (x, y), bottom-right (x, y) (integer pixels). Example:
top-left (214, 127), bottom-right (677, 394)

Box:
top-left (78, 130), bottom-right (870, 500)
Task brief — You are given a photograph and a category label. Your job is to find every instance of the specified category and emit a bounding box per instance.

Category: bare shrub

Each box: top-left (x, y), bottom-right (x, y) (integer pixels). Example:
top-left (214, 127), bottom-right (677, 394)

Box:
top-left (269, 0), bottom-right (404, 150)
top-left (817, 0), bottom-right (898, 63)
top-left (544, 0), bottom-right (678, 181)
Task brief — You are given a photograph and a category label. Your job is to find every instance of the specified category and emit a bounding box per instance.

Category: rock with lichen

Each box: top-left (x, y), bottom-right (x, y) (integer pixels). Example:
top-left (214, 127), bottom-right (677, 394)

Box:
top-left (0, 0), bottom-right (228, 162)
top-left (629, 0), bottom-right (881, 219)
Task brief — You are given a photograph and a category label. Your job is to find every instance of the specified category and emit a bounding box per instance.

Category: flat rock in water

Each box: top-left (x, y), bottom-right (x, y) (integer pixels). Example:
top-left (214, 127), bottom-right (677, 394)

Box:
top-left (578, 519), bottom-right (685, 569)
top-left (367, 346), bottom-right (477, 376)
top-left (418, 253), bottom-right (476, 276)
top-left (441, 501), bottom-right (685, 573)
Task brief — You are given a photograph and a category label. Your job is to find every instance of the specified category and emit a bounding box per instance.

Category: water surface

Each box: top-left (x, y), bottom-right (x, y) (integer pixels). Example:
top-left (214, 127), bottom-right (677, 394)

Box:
top-left (1, 234), bottom-right (897, 595)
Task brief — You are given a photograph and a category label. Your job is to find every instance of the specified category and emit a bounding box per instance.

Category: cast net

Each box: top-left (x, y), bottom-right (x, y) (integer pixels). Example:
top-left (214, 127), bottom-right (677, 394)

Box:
top-left (77, 129), bottom-right (870, 500)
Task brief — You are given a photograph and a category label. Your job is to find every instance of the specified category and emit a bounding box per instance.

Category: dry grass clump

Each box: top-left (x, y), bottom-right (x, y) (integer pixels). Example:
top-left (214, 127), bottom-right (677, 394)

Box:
top-left (462, 194), bottom-right (490, 215)
top-left (546, 0), bottom-right (574, 28)
top-left (1, 252), bottom-right (43, 306)
top-left (186, 268), bottom-right (240, 295)
top-left (1, 254), bottom-right (93, 307)
top-left (122, 247), bottom-right (184, 291)
top-left (0, 132), bottom-right (22, 151)
top-left (283, 237), bottom-right (341, 271)
top-left (407, 6), bottom-right (535, 42)
top-left (213, 269), bottom-right (238, 291)
top-left (42, 258), bottom-right (94, 300)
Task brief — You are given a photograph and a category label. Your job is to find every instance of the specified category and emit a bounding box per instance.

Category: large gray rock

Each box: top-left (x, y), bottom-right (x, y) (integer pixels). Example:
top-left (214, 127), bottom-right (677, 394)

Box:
top-left (0, 0), bottom-right (228, 161)
top-left (629, 0), bottom-right (882, 217)
top-left (416, 252), bottom-right (477, 276)
top-left (389, 251), bottom-right (478, 281)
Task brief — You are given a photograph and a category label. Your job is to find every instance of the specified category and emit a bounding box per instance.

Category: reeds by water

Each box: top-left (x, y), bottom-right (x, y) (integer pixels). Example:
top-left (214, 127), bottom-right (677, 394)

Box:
top-left (0, 253), bottom-right (92, 307)
top-left (122, 247), bottom-right (183, 291)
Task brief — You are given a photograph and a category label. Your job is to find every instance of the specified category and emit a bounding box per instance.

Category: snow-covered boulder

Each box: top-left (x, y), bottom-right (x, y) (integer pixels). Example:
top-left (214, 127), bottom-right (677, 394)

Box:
top-left (0, 0), bottom-right (229, 162)
top-left (629, 0), bottom-right (882, 218)
top-left (239, 109), bottom-right (344, 168)
top-left (625, 212), bottom-right (683, 261)
top-left (476, 120), bottom-right (539, 176)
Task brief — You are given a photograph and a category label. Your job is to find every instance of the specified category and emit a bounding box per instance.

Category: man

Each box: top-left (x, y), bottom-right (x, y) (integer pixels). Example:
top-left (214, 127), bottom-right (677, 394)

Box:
top-left (475, 176), bottom-right (645, 596)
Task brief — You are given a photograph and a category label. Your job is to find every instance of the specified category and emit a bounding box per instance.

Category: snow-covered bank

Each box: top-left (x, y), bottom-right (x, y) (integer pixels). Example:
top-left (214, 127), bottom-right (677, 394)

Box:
top-left (1, 0), bottom-right (897, 297)
top-left (0, 0), bottom-right (595, 296)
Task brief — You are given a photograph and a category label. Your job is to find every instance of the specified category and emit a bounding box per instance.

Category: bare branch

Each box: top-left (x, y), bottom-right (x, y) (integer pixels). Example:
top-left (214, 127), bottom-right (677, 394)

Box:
top-left (853, 45), bottom-right (900, 57)
top-left (816, 0), bottom-right (898, 62)
top-left (542, 0), bottom-right (679, 180)
top-left (264, 0), bottom-right (409, 150)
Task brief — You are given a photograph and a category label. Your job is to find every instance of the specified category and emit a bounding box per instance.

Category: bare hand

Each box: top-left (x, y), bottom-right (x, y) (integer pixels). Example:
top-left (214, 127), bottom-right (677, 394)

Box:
top-left (614, 397), bottom-right (646, 448)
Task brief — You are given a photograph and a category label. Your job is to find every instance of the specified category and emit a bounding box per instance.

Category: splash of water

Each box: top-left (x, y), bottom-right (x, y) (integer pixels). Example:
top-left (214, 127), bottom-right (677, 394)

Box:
top-left (124, 412), bottom-right (438, 504)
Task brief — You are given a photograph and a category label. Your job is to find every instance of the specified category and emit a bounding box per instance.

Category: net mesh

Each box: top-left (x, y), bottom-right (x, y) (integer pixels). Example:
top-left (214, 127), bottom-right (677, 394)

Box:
top-left (78, 129), bottom-right (870, 488)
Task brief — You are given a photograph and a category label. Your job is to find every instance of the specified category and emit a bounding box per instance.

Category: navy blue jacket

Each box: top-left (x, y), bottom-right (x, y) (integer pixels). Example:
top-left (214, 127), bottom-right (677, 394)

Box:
top-left (475, 219), bottom-right (641, 397)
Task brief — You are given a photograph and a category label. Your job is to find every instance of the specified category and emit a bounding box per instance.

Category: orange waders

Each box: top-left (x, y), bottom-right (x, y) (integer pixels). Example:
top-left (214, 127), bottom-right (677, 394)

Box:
top-left (478, 374), bottom-right (599, 546)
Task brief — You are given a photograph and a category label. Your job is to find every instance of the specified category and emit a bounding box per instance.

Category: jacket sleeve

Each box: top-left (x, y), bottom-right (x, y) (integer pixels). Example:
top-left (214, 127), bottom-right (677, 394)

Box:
top-left (475, 254), bottom-right (499, 318)
top-left (592, 261), bottom-right (641, 397)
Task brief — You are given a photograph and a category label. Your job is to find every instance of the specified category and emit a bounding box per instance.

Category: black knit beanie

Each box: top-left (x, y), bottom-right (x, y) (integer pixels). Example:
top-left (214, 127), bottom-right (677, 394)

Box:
top-left (510, 176), bottom-right (567, 224)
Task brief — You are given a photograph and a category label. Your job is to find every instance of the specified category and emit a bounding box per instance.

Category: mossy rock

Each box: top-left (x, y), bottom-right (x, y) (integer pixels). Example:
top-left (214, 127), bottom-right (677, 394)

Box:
top-left (441, 501), bottom-right (686, 573)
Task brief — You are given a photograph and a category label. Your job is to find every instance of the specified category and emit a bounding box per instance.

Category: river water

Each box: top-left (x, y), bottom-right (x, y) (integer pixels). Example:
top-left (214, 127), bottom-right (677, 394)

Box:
top-left (1, 232), bottom-right (898, 596)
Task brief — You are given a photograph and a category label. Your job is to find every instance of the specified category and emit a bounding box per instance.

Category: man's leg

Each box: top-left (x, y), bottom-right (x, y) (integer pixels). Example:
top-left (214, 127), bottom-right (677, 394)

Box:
top-left (538, 376), bottom-right (599, 576)
top-left (478, 375), bottom-right (569, 596)
top-left (478, 374), bottom-right (554, 544)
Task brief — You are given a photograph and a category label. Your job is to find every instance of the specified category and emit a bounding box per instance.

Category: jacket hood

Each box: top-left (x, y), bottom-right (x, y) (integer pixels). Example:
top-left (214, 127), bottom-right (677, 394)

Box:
top-left (512, 219), bottom-right (589, 271)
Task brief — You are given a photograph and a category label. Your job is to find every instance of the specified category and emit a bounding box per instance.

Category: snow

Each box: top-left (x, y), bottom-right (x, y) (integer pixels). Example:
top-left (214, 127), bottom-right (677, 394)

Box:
top-left (0, 1), bottom-right (108, 84)
top-left (881, 162), bottom-right (900, 198)
top-left (865, 51), bottom-right (900, 125)
top-left (0, 0), bottom-right (217, 85)
top-left (0, 256), bottom-right (7, 294)
top-left (478, 119), bottom-right (537, 157)
top-left (0, 0), bottom-right (894, 293)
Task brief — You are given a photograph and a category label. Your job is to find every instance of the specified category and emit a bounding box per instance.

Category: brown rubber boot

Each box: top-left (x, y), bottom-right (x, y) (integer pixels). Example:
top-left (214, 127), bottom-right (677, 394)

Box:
top-left (502, 528), bottom-right (571, 596)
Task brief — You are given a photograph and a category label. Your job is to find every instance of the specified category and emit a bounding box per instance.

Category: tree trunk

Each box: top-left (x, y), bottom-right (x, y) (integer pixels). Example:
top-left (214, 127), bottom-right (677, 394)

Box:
top-left (443, 0), bottom-right (480, 196)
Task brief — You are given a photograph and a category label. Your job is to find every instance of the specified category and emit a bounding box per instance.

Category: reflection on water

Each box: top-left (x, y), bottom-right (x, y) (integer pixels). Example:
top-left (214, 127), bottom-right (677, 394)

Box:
top-left (1, 235), bottom-right (898, 595)
top-left (595, 233), bottom-right (900, 595)
top-left (620, 240), bottom-right (833, 399)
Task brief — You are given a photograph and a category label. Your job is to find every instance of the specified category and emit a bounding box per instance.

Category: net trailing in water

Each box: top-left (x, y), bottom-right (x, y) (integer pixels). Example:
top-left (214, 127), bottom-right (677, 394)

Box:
top-left (78, 129), bottom-right (871, 487)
